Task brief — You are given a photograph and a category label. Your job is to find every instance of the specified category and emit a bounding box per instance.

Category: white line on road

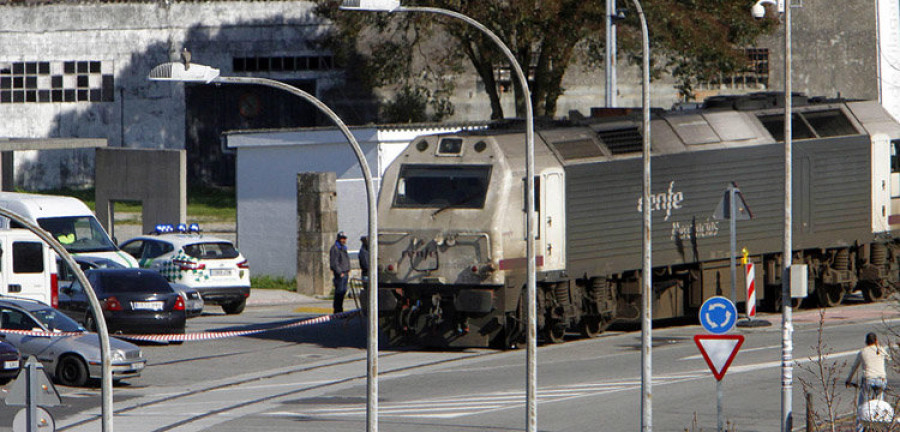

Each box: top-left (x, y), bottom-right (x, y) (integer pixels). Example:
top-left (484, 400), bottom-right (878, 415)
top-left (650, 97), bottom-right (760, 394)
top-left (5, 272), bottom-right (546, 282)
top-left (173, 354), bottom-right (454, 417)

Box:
top-left (679, 344), bottom-right (781, 361)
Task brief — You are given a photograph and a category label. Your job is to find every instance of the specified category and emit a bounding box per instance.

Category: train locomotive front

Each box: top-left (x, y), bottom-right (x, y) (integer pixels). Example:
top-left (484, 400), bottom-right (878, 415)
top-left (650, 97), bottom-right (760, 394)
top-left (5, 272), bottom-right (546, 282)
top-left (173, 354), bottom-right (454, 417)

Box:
top-left (375, 133), bottom-right (565, 348)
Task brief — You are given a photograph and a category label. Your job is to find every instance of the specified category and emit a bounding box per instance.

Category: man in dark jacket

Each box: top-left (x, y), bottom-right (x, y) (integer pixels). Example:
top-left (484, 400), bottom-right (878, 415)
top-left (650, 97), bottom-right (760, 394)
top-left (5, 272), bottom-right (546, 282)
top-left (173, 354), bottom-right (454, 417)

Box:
top-left (329, 231), bottom-right (351, 313)
top-left (359, 236), bottom-right (370, 279)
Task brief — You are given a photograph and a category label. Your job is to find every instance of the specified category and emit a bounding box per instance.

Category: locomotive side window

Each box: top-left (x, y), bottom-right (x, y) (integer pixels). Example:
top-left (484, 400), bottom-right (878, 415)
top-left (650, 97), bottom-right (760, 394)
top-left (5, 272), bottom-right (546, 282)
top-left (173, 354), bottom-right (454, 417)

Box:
top-left (891, 140), bottom-right (900, 199)
top-left (393, 164), bottom-right (491, 209)
top-left (891, 140), bottom-right (900, 173)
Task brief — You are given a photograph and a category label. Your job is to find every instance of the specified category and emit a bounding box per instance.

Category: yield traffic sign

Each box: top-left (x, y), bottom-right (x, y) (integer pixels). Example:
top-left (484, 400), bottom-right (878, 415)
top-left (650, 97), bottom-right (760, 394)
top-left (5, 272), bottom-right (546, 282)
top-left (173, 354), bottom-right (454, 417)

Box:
top-left (694, 334), bottom-right (744, 381)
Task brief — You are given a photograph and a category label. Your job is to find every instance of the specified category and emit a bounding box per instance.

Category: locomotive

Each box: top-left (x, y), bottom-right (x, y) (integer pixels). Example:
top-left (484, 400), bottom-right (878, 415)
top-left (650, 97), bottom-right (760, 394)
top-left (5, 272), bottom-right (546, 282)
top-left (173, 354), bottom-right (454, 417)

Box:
top-left (373, 93), bottom-right (900, 348)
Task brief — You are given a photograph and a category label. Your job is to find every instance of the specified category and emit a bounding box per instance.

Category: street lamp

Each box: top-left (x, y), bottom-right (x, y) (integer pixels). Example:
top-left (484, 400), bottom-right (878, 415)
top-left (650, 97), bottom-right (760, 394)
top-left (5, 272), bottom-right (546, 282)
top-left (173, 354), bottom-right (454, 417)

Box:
top-left (338, 2), bottom-right (537, 432)
top-left (751, 1), bottom-right (793, 431)
top-left (627, 1), bottom-right (651, 430)
top-left (148, 60), bottom-right (381, 432)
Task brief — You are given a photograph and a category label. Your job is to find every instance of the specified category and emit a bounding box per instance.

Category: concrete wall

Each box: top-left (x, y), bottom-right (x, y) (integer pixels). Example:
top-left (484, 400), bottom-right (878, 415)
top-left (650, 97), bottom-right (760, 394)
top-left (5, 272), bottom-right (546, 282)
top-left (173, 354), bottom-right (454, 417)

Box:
top-left (756, 0), bottom-right (879, 103)
top-left (95, 148), bottom-right (187, 240)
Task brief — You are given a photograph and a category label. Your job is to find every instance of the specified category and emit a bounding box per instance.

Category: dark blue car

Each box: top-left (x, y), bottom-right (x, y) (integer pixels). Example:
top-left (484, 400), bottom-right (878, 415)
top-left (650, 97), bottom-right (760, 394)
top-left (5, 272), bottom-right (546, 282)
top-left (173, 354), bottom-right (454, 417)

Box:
top-left (58, 269), bottom-right (186, 340)
top-left (0, 338), bottom-right (20, 384)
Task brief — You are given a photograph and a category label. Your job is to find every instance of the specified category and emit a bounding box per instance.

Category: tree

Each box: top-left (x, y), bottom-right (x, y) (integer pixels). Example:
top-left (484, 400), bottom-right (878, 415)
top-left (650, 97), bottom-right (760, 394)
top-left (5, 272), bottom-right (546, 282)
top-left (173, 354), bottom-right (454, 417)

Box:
top-left (315, 0), bottom-right (776, 121)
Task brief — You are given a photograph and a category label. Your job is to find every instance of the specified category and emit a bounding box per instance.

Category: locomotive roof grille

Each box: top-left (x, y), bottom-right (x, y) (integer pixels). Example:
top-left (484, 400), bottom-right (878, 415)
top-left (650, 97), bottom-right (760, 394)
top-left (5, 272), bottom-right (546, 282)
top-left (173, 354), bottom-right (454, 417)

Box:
top-left (596, 127), bottom-right (644, 154)
top-left (553, 138), bottom-right (605, 160)
top-left (758, 109), bottom-right (858, 141)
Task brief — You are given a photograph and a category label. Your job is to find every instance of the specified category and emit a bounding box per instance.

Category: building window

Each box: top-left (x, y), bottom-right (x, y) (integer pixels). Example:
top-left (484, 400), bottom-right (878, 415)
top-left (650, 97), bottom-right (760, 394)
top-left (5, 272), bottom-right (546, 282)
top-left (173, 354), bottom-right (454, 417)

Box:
top-left (696, 48), bottom-right (769, 91)
top-left (232, 55), bottom-right (336, 73)
top-left (0, 60), bottom-right (114, 104)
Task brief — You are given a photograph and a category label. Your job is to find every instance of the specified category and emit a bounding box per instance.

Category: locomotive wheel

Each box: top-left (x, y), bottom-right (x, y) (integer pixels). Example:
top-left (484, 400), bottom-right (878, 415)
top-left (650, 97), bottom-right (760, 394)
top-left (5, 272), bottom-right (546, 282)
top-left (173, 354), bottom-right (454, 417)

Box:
top-left (579, 317), bottom-right (604, 338)
top-left (816, 283), bottom-right (844, 307)
top-left (545, 322), bottom-right (566, 344)
top-left (860, 281), bottom-right (886, 303)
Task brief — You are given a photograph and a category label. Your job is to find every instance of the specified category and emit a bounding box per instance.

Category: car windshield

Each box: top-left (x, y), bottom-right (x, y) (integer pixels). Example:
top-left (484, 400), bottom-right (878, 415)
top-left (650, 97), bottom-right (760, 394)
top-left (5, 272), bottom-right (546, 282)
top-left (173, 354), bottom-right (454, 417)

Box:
top-left (183, 242), bottom-right (240, 260)
top-left (36, 216), bottom-right (117, 253)
top-left (31, 308), bottom-right (85, 333)
top-left (96, 271), bottom-right (174, 294)
top-left (393, 164), bottom-right (492, 209)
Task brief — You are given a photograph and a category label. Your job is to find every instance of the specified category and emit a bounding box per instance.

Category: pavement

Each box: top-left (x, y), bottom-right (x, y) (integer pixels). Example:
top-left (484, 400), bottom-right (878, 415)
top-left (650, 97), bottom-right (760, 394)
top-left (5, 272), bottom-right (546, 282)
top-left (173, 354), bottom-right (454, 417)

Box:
top-left (246, 288), bottom-right (358, 314)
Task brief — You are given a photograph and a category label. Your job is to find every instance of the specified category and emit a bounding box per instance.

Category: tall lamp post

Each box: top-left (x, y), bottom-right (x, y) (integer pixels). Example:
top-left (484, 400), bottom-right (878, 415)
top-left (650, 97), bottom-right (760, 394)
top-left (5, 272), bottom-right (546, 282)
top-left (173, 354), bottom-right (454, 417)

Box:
top-left (148, 61), bottom-right (380, 432)
top-left (338, 1), bottom-right (537, 431)
top-left (627, 1), bottom-right (652, 430)
top-left (751, 1), bottom-right (793, 431)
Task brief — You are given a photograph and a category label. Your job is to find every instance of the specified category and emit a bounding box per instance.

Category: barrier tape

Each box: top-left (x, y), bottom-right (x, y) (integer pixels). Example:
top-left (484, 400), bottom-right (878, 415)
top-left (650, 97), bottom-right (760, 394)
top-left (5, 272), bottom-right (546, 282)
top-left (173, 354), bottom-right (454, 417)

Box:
top-left (0, 309), bottom-right (361, 342)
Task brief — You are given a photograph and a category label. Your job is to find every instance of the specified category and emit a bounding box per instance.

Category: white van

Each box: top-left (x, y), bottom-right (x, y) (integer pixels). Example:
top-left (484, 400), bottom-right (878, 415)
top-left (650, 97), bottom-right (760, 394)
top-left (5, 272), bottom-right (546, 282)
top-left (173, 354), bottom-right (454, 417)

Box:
top-left (0, 192), bottom-right (138, 268)
top-left (0, 229), bottom-right (59, 307)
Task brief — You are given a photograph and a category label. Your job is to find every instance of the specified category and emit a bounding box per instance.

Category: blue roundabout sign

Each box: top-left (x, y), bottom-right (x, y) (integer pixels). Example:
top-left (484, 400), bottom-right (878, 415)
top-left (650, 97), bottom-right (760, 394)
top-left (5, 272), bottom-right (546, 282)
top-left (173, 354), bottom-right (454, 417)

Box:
top-left (699, 296), bottom-right (737, 334)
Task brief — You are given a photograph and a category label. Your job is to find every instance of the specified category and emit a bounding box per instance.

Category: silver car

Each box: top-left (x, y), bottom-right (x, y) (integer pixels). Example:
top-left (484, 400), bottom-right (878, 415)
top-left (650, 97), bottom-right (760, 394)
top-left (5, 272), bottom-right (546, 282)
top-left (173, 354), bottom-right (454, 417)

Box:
top-left (0, 298), bottom-right (146, 386)
top-left (170, 283), bottom-right (205, 317)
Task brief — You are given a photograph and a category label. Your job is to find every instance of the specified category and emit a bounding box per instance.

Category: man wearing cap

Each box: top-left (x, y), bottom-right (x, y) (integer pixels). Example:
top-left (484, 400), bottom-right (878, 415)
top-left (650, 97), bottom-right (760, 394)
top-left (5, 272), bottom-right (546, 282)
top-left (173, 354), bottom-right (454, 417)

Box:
top-left (329, 231), bottom-right (351, 313)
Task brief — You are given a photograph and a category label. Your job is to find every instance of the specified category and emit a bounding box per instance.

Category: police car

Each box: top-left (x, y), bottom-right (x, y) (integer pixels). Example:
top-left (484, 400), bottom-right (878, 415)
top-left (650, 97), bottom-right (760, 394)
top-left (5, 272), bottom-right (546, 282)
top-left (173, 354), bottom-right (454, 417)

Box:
top-left (119, 224), bottom-right (250, 314)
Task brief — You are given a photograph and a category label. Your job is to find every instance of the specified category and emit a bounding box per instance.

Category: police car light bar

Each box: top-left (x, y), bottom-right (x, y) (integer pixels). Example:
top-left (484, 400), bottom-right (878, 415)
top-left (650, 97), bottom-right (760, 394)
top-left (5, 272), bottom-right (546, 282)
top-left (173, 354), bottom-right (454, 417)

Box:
top-left (154, 223), bottom-right (202, 235)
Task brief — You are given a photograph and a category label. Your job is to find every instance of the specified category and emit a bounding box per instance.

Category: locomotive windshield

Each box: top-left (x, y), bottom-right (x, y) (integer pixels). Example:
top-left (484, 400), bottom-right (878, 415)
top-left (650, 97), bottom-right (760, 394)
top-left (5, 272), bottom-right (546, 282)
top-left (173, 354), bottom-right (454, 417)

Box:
top-left (393, 164), bottom-right (491, 209)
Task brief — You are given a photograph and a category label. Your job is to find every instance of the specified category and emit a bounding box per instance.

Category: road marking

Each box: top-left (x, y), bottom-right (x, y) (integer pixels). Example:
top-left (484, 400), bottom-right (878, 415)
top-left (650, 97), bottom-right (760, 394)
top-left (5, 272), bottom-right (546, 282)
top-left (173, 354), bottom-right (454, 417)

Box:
top-left (679, 344), bottom-right (780, 361)
top-left (276, 346), bottom-right (864, 420)
top-left (276, 374), bottom-right (704, 419)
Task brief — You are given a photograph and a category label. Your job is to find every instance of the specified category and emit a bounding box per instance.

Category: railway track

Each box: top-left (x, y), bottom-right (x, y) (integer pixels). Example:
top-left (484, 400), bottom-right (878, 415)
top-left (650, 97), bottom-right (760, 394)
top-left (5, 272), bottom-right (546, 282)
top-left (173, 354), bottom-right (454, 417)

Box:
top-left (56, 346), bottom-right (502, 432)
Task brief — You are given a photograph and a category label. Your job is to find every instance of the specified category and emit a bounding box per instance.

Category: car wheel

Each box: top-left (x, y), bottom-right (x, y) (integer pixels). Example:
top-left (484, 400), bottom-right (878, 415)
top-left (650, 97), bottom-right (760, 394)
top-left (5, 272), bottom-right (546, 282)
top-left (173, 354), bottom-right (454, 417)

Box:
top-left (57, 355), bottom-right (89, 387)
top-left (222, 299), bottom-right (246, 315)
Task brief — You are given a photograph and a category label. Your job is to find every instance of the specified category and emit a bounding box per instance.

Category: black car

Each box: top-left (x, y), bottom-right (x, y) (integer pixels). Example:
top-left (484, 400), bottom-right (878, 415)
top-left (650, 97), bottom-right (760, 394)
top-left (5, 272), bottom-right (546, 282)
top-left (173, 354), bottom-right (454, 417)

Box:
top-left (58, 269), bottom-right (186, 339)
top-left (0, 338), bottom-right (20, 384)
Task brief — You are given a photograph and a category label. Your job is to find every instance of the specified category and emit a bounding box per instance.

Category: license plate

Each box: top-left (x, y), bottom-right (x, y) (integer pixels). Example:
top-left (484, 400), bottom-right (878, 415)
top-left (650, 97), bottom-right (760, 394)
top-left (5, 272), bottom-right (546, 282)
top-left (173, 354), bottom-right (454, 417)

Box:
top-left (132, 301), bottom-right (164, 311)
top-left (3, 360), bottom-right (17, 370)
top-left (132, 362), bottom-right (145, 371)
top-left (210, 269), bottom-right (232, 277)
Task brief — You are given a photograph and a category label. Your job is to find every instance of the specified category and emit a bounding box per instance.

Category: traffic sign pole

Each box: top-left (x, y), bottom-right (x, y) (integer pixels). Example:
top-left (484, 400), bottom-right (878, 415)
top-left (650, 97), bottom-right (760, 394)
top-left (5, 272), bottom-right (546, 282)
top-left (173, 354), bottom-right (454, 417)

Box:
top-left (696, 297), bottom-right (744, 432)
top-left (717, 379), bottom-right (725, 432)
top-left (729, 185), bottom-right (737, 307)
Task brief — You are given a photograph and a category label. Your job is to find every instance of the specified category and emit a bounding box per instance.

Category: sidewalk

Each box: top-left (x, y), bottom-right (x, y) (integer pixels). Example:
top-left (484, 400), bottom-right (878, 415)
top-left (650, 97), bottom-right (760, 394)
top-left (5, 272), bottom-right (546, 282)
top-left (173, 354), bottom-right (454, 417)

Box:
top-left (246, 288), bottom-right (357, 314)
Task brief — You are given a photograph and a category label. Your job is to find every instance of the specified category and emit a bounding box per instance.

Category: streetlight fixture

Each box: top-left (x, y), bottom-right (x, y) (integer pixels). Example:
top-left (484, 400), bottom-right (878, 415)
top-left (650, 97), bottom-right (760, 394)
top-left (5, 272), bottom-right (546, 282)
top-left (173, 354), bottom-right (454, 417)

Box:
top-left (149, 60), bottom-right (381, 432)
top-left (751, 1), bottom-right (793, 431)
top-left (338, 2), bottom-right (537, 432)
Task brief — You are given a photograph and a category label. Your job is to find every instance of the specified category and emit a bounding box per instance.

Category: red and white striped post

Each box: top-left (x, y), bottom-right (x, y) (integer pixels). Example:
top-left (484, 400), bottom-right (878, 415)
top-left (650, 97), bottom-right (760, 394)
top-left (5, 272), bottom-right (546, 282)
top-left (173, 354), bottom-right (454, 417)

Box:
top-left (743, 248), bottom-right (756, 320)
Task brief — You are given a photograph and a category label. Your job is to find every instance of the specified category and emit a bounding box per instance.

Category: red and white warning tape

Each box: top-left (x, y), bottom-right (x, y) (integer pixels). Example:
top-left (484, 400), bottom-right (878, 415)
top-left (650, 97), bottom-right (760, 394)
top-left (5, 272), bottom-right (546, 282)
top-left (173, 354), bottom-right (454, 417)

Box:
top-left (0, 309), bottom-right (360, 342)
